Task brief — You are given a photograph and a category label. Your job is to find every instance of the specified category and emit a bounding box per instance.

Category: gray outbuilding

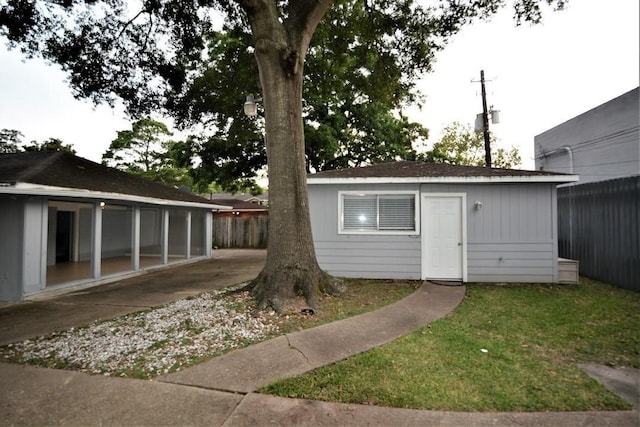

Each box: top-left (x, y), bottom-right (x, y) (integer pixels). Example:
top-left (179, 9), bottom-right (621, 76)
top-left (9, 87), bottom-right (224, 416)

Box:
top-left (0, 151), bottom-right (230, 302)
top-left (307, 161), bottom-right (577, 283)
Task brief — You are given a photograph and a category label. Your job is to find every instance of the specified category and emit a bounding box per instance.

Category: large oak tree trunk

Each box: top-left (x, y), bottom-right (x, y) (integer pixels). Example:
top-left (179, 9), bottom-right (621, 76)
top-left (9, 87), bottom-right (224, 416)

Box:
top-left (242, 0), bottom-right (344, 311)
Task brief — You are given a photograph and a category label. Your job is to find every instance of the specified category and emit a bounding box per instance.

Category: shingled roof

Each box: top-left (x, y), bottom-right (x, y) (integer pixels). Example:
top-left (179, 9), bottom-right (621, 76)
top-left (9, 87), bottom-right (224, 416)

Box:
top-left (0, 151), bottom-right (228, 208)
top-left (307, 161), bottom-right (578, 183)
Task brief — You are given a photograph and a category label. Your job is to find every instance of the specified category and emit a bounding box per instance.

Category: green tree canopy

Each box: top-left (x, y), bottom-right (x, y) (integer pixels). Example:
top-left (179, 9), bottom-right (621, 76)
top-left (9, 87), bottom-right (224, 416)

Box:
top-left (0, 128), bottom-right (23, 153)
top-left (22, 137), bottom-right (76, 154)
top-left (1, 129), bottom-right (76, 154)
top-left (102, 118), bottom-right (192, 188)
top-left (103, 118), bottom-right (172, 173)
top-left (1, 0), bottom-right (565, 311)
top-left (172, 2), bottom-right (432, 187)
top-left (425, 122), bottom-right (522, 169)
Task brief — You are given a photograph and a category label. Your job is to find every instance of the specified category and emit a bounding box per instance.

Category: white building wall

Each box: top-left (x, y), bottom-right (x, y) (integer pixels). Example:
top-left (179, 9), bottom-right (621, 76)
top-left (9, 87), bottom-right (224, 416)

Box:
top-left (22, 197), bottom-right (47, 295)
top-left (205, 210), bottom-right (213, 257)
top-left (535, 87), bottom-right (640, 184)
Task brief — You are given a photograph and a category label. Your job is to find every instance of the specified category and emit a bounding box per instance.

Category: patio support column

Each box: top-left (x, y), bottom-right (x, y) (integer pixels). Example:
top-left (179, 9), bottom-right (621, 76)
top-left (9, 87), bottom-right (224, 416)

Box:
top-left (161, 208), bottom-right (169, 265)
top-left (132, 206), bottom-right (140, 271)
top-left (185, 210), bottom-right (192, 259)
top-left (22, 197), bottom-right (47, 294)
top-left (38, 200), bottom-right (48, 288)
top-left (205, 210), bottom-right (213, 257)
top-left (91, 202), bottom-right (102, 279)
top-left (551, 186), bottom-right (559, 283)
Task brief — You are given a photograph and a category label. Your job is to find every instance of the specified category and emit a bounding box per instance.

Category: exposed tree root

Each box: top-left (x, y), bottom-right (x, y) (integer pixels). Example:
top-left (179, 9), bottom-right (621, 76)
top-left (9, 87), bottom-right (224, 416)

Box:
top-left (246, 266), bottom-right (347, 313)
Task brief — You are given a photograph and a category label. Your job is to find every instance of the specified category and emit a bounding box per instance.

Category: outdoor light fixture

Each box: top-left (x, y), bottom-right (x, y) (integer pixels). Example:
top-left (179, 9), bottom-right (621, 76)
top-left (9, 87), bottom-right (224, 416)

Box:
top-left (99, 201), bottom-right (106, 209)
top-left (474, 201), bottom-right (483, 211)
top-left (243, 94), bottom-right (262, 116)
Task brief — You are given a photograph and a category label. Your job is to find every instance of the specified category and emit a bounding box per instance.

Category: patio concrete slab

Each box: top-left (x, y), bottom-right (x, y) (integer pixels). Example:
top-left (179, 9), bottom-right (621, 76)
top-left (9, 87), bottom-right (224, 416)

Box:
top-left (0, 249), bottom-right (265, 345)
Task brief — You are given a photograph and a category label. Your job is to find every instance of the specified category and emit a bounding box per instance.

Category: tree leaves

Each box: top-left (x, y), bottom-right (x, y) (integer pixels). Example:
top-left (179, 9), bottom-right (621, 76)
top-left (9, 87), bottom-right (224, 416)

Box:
top-left (1, 0), bottom-right (563, 187)
top-left (101, 118), bottom-right (194, 187)
top-left (424, 122), bottom-right (522, 169)
top-left (0, 128), bottom-right (76, 153)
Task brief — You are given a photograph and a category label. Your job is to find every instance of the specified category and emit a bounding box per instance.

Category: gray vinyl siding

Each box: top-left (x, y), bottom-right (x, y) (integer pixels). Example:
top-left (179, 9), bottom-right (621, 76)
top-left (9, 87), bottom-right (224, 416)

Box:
top-left (0, 195), bottom-right (24, 301)
top-left (309, 183), bottom-right (422, 279)
top-left (309, 181), bottom-right (559, 283)
top-left (467, 242), bottom-right (556, 282)
top-left (423, 183), bottom-right (557, 283)
top-left (314, 238), bottom-right (421, 279)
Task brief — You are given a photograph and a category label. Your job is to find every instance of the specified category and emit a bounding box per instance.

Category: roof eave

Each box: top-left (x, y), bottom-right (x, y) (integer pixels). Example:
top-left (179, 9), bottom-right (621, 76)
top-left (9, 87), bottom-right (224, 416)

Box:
top-left (307, 175), bottom-right (580, 184)
top-left (1, 183), bottom-right (232, 210)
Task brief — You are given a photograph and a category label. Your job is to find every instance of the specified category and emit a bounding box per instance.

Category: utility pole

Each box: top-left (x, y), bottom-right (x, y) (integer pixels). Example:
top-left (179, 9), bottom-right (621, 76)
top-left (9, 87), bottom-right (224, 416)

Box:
top-left (480, 70), bottom-right (492, 168)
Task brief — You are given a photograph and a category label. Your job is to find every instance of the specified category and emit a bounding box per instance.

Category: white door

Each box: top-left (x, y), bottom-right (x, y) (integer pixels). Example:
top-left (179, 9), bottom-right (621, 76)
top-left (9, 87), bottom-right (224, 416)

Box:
top-left (422, 195), bottom-right (464, 280)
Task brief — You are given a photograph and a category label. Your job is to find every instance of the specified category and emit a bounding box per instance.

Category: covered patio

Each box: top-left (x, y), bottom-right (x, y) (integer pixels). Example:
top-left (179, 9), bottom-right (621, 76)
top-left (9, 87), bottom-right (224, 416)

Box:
top-left (0, 151), bottom-right (230, 301)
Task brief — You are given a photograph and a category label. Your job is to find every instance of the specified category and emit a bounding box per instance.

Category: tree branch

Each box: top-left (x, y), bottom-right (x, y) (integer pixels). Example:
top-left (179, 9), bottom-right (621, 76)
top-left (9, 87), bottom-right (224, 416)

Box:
top-left (116, 7), bottom-right (145, 39)
top-left (238, 0), bottom-right (284, 53)
top-left (286, 0), bottom-right (334, 52)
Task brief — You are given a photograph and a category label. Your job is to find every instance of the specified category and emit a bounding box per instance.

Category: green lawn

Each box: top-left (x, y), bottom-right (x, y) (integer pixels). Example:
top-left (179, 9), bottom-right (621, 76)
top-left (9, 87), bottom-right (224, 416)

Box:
top-left (262, 278), bottom-right (639, 412)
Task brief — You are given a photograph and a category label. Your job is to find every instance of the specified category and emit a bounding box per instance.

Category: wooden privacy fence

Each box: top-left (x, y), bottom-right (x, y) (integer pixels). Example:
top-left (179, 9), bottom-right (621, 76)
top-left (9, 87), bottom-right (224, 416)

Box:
top-left (558, 176), bottom-right (639, 291)
top-left (212, 215), bottom-right (268, 248)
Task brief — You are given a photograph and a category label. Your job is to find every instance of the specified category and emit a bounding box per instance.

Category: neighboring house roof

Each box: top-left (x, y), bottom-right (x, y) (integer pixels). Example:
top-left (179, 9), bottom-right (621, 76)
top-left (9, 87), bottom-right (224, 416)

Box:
top-left (307, 161), bottom-right (578, 184)
top-left (245, 193), bottom-right (269, 205)
top-left (209, 198), bottom-right (268, 212)
top-left (0, 151), bottom-right (230, 210)
top-left (208, 192), bottom-right (269, 205)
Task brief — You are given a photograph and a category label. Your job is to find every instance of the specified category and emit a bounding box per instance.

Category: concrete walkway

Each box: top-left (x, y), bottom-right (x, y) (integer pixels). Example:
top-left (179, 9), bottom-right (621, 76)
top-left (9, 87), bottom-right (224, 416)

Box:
top-left (1, 250), bottom-right (637, 426)
top-left (158, 281), bottom-right (464, 393)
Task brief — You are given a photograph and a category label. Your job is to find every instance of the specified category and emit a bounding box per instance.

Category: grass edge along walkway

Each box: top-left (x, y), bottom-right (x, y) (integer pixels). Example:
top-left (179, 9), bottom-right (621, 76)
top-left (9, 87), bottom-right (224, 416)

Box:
top-left (262, 278), bottom-right (639, 412)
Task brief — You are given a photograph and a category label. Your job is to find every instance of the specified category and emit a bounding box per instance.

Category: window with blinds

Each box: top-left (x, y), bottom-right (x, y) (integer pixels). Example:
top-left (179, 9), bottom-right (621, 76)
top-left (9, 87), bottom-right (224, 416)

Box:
top-left (379, 195), bottom-right (415, 230)
top-left (343, 195), bottom-right (377, 230)
top-left (341, 192), bottom-right (417, 233)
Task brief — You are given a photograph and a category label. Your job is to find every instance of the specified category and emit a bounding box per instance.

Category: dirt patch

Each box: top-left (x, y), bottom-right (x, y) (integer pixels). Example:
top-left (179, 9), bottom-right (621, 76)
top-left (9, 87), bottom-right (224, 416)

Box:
top-left (274, 280), bottom-right (418, 334)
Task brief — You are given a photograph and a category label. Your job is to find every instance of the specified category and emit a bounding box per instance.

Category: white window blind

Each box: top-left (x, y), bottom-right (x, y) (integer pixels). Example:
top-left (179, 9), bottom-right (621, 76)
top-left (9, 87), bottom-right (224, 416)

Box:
top-left (343, 195), bottom-right (377, 230)
top-left (379, 195), bottom-right (415, 230)
top-left (342, 193), bottom-right (416, 232)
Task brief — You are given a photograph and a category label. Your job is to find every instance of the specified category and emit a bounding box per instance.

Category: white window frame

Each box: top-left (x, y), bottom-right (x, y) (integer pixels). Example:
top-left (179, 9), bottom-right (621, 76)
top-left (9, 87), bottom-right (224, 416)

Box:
top-left (338, 190), bottom-right (420, 235)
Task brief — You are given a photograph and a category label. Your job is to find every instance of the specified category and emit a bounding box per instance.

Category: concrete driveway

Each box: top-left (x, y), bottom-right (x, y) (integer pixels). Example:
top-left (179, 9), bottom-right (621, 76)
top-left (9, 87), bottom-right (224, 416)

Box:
top-left (0, 249), bottom-right (265, 345)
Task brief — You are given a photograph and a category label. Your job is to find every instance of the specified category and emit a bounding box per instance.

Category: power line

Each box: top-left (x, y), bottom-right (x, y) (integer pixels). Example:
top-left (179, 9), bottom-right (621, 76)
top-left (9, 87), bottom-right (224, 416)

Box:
top-left (536, 126), bottom-right (639, 159)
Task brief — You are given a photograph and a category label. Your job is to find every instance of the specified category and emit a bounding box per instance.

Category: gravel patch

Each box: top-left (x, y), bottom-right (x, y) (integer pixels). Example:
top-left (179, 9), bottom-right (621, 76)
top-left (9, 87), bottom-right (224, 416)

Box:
top-left (1, 287), bottom-right (281, 378)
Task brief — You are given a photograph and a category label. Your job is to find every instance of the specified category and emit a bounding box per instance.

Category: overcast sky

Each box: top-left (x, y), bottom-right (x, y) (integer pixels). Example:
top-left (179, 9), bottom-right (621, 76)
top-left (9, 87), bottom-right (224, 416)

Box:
top-left (1, 0), bottom-right (638, 170)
